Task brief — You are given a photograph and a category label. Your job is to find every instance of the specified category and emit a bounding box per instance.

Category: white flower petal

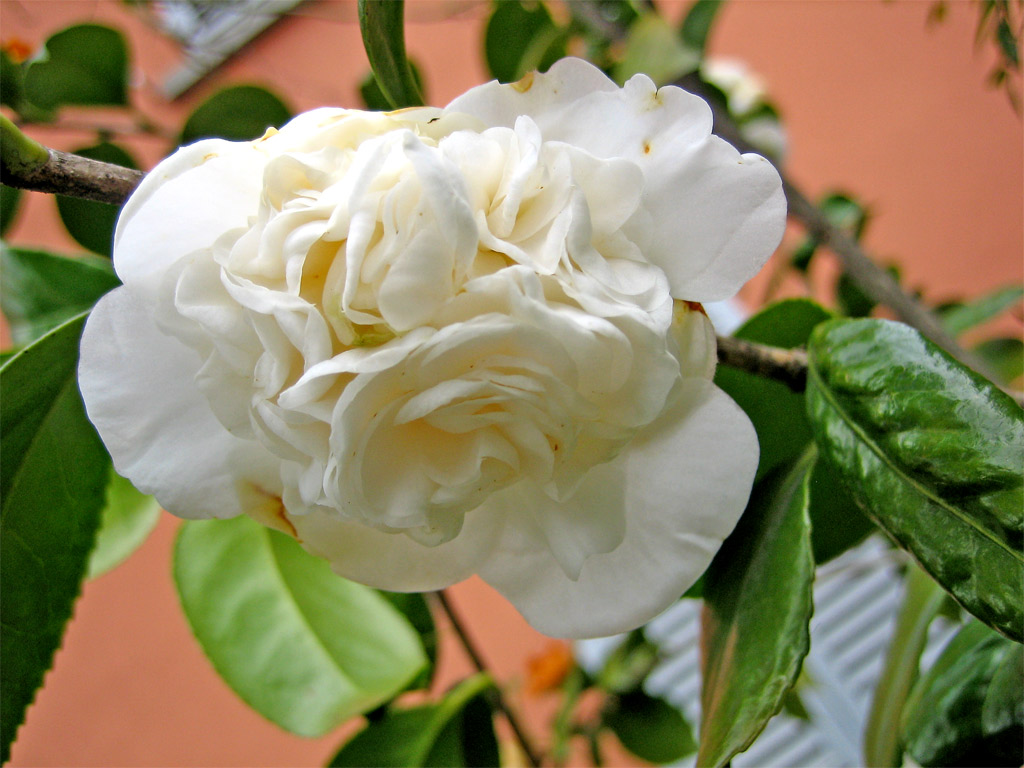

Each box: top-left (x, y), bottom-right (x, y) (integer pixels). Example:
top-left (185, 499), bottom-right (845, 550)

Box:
top-left (79, 288), bottom-right (282, 519)
top-left (479, 380), bottom-right (758, 638)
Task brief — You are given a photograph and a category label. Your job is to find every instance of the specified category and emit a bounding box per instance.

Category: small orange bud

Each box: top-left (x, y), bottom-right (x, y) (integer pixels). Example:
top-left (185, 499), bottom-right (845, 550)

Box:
top-left (2, 38), bottom-right (33, 63)
top-left (524, 640), bottom-right (574, 695)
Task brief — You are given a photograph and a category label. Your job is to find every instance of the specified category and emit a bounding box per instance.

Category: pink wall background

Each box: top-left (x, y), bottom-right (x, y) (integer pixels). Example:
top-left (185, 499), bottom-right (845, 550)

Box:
top-left (2, 1), bottom-right (1020, 765)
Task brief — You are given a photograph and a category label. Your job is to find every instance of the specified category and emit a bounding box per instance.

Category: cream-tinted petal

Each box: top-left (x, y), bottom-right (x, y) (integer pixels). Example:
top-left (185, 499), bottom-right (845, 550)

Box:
top-left (479, 380), bottom-right (758, 638)
top-left (79, 288), bottom-right (282, 519)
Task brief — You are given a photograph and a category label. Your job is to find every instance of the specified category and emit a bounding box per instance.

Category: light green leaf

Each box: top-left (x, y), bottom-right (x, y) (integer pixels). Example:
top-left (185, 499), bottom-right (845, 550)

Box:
top-left (180, 85), bottom-right (292, 145)
top-left (698, 451), bottom-right (815, 768)
top-left (714, 298), bottom-right (832, 482)
top-left (902, 620), bottom-right (1022, 767)
top-left (357, 0), bottom-right (424, 109)
top-left (806, 318), bottom-right (1024, 641)
top-left (863, 565), bottom-right (947, 768)
top-left (679, 0), bottom-right (724, 55)
top-left (604, 690), bottom-right (696, 764)
top-left (329, 673), bottom-right (498, 767)
top-left (174, 515), bottom-right (426, 736)
top-left (86, 467), bottom-right (160, 579)
top-left (484, 0), bottom-right (565, 83)
top-left (614, 13), bottom-right (700, 86)
top-left (0, 314), bottom-right (109, 763)
top-left (55, 141), bottom-right (136, 256)
top-left (0, 243), bottom-right (119, 346)
top-left (940, 284), bottom-right (1024, 337)
top-left (23, 24), bottom-right (128, 109)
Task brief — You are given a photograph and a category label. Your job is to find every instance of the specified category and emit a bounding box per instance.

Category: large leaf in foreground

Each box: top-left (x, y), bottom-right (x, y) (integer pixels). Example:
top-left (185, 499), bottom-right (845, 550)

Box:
top-left (175, 516), bottom-right (426, 737)
top-left (0, 314), bottom-right (109, 762)
top-left (699, 451), bottom-right (815, 768)
top-left (806, 318), bottom-right (1023, 641)
top-left (329, 673), bottom-right (498, 767)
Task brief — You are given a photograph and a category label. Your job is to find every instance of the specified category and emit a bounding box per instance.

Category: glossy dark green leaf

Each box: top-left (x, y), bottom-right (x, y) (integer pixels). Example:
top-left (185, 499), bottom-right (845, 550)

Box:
top-left (0, 314), bottom-right (109, 763)
top-left (902, 621), bottom-right (1022, 767)
top-left (806, 318), bottom-right (1024, 641)
top-left (484, 0), bottom-right (565, 83)
top-left (357, 0), bottom-right (424, 109)
top-left (55, 142), bottom-right (136, 255)
top-left (699, 451), bottom-right (815, 768)
top-left (174, 515), bottom-right (426, 737)
top-left (23, 24), bottom-right (128, 109)
top-left (863, 565), bottom-right (947, 768)
top-left (714, 298), bottom-right (832, 482)
top-left (1, 183), bottom-right (21, 236)
top-left (86, 467), bottom-right (160, 579)
top-left (377, 591), bottom-right (436, 689)
top-left (679, 0), bottom-right (724, 55)
top-left (973, 337), bottom-right (1024, 386)
top-left (0, 243), bottom-right (119, 346)
top-left (329, 673), bottom-right (497, 767)
top-left (180, 85), bottom-right (292, 144)
top-left (981, 643), bottom-right (1024, 754)
top-left (604, 690), bottom-right (696, 764)
top-left (807, 451), bottom-right (875, 564)
top-left (940, 285), bottom-right (1024, 337)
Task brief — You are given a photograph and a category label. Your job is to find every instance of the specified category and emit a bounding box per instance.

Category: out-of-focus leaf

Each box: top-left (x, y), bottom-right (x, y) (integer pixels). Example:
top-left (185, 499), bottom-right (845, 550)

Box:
top-left (863, 565), bottom-right (946, 768)
top-left (982, 643), bottom-right (1024, 755)
top-left (614, 13), bottom-right (699, 85)
top-left (86, 467), bottom-right (160, 578)
top-left (175, 515), bottom-right (427, 737)
top-left (714, 298), bottom-right (832, 482)
top-left (0, 48), bottom-right (24, 111)
top-left (679, 0), bottom-right (724, 55)
top-left (792, 192), bottom-right (868, 273)
top-left (0, 244), bottom-right (119, 346)
top-left (55, 142), bottom-right (136, 256)
top-left (837, 263), bottom-right (901, 319)
top-left (806, 318), bottom-right (1024, 641)
top-left (357, 0), bottom-right (424, 109)
top-left (806, 451), bottom-right (875, 564)
top-left (23, 24), bottom-right (128, 109)
top-left (604, 690), bottom-right (696, 764)
top-left (940, 285), bottom-right (1024, 336)
top-left (359, 61), bottom-right (425, 112)
top-left (180, 85), bottom-right (292, 144)
top-left (699, 451), bottom-right (815, 768)
top-left (902, 621), bottom-right (1022, 767)
top-left (972, 337), bottom-right (1024, 386)
top-left (1, 184), bottom-right (21, 236)
top-left (377, 591), bottom-right (436, 689)
top-left (328, 673), bottom-right (497, 767)
top-left (596, 629), bottom-right (658, 695)
top-left (0, 314), bottom-right (109, 763)
top-left (484, 0), bottom-right (565, 83)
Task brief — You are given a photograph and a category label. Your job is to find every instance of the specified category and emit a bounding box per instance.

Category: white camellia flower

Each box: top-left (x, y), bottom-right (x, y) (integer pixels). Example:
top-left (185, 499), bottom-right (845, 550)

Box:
top-left (79, 58), bottom-right (785, 638)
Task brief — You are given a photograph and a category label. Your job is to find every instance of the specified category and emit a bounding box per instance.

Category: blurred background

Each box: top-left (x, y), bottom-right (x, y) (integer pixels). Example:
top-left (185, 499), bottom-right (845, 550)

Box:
top-left (1, 1), bottom-right (1020, 765)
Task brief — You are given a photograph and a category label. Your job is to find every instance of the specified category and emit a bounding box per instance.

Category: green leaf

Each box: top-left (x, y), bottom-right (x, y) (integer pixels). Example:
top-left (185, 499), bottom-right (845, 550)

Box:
top-left (792, 192), bottom-right (868, 274)
top-left (55, 142), bottom-right (136, 256)
top-left (806, 318), bottom-right (1024, 641)
top-left (329, 673), bottom-right (498, 767)
top-left (902, 621), bottom-right (1022, 767)
top-left (357, 0), bottom-right (424, 109)
top-left (679, 0), bottom-right (724, 55)
top-left (863, 565), bottom-right (947, 768)
top-left (0, 243), bottom-right (120, 346)
top-left (714, 298), bottom-right (832, 482)
top-left (614, 13), bottom-right (700, 86)
top-left (23, 24), bottom-right (128, 109)
top-left (174, 515), bottom-right (426, 736)
top-left (698, 451), bottom-right (815, 768)
top-left (360, 61), bottom-right (424, 112)
top-left (86, 467), bottom-right (160, 579)
top-left (0, 48), bottom-right (24, 110)
top-left (0, 314), bottom-right (110, 763)
top-left (377, 591), bottom-right (437, 690)
top-left (940, 284), bottom-right (1024, 336)
top-left (180, 85), bottom-right (292, 145)
top-left (596, 628), bottom-right (659, 695)
top-left (484, 0), bottom-right (565, 83)
top-left (604, 690), bottom-right (696, 764)
top-left (807, 451), bottom-right (876, 564)
top-left (1, 183), bottom-right (21, 236)
top-left (982, 643), bottom-right (1024, 756)
top-left (973, 337), bottom-right (1024, 386)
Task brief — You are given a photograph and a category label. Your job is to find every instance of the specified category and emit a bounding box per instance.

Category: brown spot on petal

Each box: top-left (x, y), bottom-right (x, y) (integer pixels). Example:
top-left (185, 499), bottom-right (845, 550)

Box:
top-left (245, 485), bottom-right (300, 540)
top-left (511, 71), bottom-right (535, 93)
top-left (643, 141), bottom-right (652, 155)
top-left (683, 300), bottom-right (707, 316)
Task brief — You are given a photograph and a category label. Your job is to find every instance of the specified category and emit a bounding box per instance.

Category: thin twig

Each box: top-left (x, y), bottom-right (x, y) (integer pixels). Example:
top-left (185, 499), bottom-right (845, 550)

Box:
top-left (716, 334), bottom-right (808, 392)
top-left (431, 590), bottom-right (543, 768)
top-left (1, 145), bottom-right (144, 204)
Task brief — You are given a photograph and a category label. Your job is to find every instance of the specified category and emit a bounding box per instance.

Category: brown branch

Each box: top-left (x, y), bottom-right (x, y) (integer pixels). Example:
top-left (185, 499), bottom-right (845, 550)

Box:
top-left (716, 334), bottom-right (808, 392)
top-left (431, 590), bottom-right (543, 768)
top-left (1, 146), bottom-right (144, 205)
